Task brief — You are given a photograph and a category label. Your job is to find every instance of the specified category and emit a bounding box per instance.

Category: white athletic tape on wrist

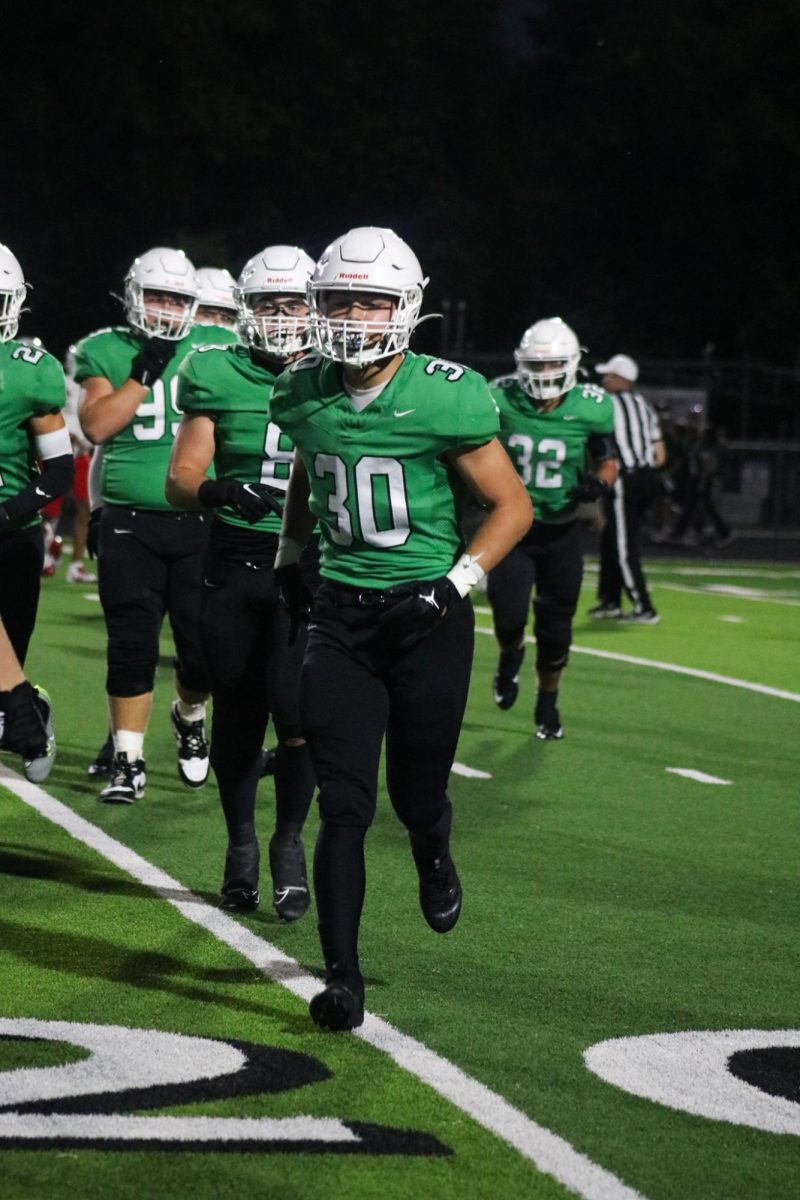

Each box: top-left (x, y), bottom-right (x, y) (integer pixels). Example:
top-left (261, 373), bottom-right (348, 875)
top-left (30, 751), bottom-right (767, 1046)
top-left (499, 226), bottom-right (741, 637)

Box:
top-left (446, 553), bottom-right (486, 599)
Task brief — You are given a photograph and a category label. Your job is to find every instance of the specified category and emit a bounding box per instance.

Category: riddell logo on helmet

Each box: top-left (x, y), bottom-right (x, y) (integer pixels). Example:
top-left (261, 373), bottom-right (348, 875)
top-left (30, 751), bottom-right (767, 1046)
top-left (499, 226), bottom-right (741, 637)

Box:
top-left (338, 273), bottom-right (370, 280)
top-left (265, 277), bottom-right (290, 283)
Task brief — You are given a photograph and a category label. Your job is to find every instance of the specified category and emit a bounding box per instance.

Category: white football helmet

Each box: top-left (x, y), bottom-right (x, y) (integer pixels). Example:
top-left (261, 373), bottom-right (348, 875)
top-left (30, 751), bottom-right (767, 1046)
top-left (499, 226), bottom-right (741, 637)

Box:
top-left (195, 267), bottom-right (238, 328)
top-left (309, 227), bottom-right (427, 366)
top-left (514, 318), bottom-right (581, 402)
top-left (0, 244), bottom-right (28, 343)
top-left (123, 247), bottom-right (199, 341)
top-left (235, 245), bottom-right (315, 359)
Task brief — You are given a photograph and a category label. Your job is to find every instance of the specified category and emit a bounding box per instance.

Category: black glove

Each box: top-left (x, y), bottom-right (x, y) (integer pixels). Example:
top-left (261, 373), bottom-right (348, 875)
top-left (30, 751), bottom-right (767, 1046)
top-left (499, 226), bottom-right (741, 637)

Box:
top-left (130, 337), bottom-right (176, 387)
top-left (198, 478), bottom-right (283, 524)
top-left (0, 681), bottom-right (49, 758)
top-left (274, 563), bottom-right (314, 646)
top-left (567, 476), bottom-right (612, 503)
top-left (379, 576), bottom-right (460, 651)
top-left (87, 508), bottom-right (103, 559)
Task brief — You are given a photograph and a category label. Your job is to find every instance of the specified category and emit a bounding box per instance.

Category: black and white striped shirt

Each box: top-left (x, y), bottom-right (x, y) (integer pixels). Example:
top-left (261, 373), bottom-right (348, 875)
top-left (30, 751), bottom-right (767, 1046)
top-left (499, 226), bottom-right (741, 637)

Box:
top-left (611, 391), bottom-right (662, 470)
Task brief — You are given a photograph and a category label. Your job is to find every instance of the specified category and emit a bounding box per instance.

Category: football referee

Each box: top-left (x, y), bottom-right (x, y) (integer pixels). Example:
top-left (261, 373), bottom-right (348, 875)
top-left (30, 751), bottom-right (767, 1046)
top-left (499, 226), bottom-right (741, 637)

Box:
top-left (589, 354), bottom-right (665, 624)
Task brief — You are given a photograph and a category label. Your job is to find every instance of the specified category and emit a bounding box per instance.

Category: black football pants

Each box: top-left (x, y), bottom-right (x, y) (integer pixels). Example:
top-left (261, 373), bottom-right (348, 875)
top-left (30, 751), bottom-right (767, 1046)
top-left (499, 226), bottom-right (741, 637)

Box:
top-left (487, 520), bottom-right (582, 672)
top-left (0, 527), bottom-right (44, 667)
top-left (98, 507), bottom-right (211, 697)
top-left (201, 527), bottom-right (319, 843)
top-left (299, 582), bottom-right (474, 980)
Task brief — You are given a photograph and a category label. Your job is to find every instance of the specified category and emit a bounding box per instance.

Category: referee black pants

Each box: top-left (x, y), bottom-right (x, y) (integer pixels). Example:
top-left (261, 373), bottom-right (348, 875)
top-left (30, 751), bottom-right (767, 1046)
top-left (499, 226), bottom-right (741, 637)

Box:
top-left (299, 582), bottom-right (474, 979)
top-left (0, 527), bottom-right (44, 667)
top-left (598, 469), bottom-right (660, 612)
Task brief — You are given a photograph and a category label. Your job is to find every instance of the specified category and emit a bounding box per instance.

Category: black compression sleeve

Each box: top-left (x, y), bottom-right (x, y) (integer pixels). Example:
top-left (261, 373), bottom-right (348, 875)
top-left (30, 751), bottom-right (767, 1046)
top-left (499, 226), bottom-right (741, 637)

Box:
top-left (0, 453), bottom-right (75, 520)
top-left (587, 433), bottom-right (618, 462)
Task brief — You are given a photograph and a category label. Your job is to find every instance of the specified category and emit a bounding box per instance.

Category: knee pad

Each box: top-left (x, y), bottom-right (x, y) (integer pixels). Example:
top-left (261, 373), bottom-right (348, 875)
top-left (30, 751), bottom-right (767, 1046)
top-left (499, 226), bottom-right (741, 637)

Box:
top-left (106, 651), bottom-right (157, 697)
top-left (318, 779), bottom-right (374, 828)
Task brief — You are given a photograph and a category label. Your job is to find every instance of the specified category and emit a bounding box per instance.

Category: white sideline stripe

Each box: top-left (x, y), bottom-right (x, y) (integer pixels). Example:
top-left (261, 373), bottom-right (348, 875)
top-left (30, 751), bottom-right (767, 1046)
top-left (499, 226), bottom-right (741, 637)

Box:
top-left (666, 768), bottom-right (733, 786)
top-left (655, 582), bottom-right (800, 607)
top-left (719, 616), bottom-right (745, 624)
top-left (451, 762), bottom-right (492, 779)
top-left (0, 765), bottom-right (647, 1200)
top-left (471, 622), bottom-right (800, 703)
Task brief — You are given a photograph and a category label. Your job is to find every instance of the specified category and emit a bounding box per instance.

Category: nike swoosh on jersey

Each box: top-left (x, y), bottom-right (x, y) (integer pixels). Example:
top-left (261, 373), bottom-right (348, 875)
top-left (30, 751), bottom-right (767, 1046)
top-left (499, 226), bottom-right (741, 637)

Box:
top-left (563, 415), bottom-right (577, 420)
top-left (113, 528), bottom-right (134, 535)
top-left (394, 409), bottom-right (416, 417)
top-left (35, 487), bottom-right (50, 497)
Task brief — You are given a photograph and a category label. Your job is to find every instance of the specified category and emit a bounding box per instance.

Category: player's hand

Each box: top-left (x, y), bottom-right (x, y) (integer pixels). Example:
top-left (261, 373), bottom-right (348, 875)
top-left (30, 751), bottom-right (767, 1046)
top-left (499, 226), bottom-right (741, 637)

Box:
top-left (274, 564), bottom-right (314, 646)
top-left (379, 576), bottom-right (460, 651)
top-left (0, 681), bottom-right (49, 759)
top-left (130, 337), bottom-right (177, 387)
top-left (86, 508), bottom-right (102, 559)
top-left (198, 479), bottom-right (282, 524)
top-left (567, 476), bottom-right (612, 503)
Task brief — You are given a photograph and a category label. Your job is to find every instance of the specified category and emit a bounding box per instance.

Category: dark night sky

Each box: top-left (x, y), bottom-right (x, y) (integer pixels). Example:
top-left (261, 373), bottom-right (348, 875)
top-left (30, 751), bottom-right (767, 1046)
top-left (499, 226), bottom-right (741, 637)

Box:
top-left (5, 0), bottom-right (798, 370)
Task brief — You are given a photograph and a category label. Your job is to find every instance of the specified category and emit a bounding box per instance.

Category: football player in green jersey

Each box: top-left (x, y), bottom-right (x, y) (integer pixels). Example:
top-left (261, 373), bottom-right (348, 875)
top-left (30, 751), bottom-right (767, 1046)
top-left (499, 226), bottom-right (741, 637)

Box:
top-left (167, 244), bottom-right (319, 921)
top-left (76, 247), bottom-right (237, 805)
top-left (488, 318), bottom-right (618, 739)
top-left (271, 227), bottom-right (533, 1032)
top-left (0, 243), bottom-right (73, 781)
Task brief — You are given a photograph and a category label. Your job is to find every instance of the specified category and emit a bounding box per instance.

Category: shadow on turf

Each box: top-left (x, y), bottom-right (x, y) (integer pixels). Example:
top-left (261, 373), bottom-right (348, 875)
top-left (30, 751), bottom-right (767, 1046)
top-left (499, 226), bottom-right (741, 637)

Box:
top-left (0, 914), bottom-right (304, 1017)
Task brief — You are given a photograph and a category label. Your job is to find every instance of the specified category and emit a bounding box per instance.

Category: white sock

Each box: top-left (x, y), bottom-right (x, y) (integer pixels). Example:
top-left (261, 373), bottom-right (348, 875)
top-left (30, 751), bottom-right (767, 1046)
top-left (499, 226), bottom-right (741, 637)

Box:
top-left (114, 729), bottom-right (144, 763)
top-left (175, 699), bottom-right (206, 725)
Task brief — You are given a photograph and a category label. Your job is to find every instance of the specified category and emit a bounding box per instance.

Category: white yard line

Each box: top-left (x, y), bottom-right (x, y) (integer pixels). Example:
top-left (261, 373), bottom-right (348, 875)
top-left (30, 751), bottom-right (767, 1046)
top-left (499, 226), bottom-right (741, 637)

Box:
top-left (665, 768), bottom-right (733, 786)
top-left (471, 620), bottom-right (800, 703)
top-left (0, 765), bottom-right (647, 1200)
top-left (451, 762), bottom-right (492, 779)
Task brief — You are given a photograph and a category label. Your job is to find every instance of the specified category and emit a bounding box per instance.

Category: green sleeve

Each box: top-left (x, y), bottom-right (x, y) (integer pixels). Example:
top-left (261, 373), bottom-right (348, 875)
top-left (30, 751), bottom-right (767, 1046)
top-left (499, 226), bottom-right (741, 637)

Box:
top-left (30, 354), bottom-right (67, 415)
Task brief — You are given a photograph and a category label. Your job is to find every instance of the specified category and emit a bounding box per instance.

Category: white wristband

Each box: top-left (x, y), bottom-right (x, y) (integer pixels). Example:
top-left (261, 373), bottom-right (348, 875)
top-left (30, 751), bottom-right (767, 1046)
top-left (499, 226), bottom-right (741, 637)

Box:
top-left (35, 426), bottom-right (73, 460)
top-left (446, 553), bottom-right (486, 599)
top-left (274, 534), bottom-right (306, 569)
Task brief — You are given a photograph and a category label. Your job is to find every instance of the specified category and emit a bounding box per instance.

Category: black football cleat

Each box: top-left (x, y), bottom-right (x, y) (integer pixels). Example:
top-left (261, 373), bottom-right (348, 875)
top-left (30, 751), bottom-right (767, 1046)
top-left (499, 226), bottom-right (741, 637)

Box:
top-left (170, 701), bottom-right (210, 789)
top-left (268, 833), bottom-right (310, 921)
top-left (260, 746), bottom-right (277, 777)
top-left (220, 839), bottom-right (261, 911)
top-left (99, 753), bottom-right (146, 803)
top-left (493, 646), bottom-right (525, 710)
top-left (535, 697), bottom-right (564, 741)
top-left (309, 974), bottom-right (365, 1032)
top-left (415, 853), bottom-right (462, 933)
top-left (88, 732), bottom-right (115, 777)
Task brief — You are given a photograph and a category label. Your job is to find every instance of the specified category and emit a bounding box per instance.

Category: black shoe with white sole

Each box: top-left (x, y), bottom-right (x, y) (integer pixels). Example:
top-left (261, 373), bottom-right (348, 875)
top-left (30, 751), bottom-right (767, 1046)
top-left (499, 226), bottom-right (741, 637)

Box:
top-left (99, 753), bottom-right (146, 804)
top-left (170, 702), bottom-right (210, 788)
top-left (88, 732), bottom-right (115, 777)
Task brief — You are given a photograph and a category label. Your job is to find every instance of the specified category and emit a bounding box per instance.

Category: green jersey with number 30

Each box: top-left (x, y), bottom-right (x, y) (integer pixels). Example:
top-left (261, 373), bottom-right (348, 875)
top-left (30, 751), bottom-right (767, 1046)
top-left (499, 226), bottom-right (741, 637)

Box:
top-left (177, 343), bottom-right (293, 534)
top-left (73, 325), bottom-right (238, 510)
top-left (490, 375), bottom-right (615, 523)
top-left (270, 351), bottom-right (499, 588)
top-left (0, 339), bottom-right (67, 532)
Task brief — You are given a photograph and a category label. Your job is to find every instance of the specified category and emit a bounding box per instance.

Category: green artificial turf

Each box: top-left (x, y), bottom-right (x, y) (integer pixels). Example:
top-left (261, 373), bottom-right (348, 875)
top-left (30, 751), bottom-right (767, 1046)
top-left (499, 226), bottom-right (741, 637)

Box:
top-left (0, 557), bottom-right (797, 1200)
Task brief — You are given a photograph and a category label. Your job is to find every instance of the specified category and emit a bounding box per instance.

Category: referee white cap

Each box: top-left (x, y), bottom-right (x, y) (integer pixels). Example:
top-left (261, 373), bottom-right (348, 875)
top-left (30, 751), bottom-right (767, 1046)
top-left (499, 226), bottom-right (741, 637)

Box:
top-left (595, 353), bottom-right (639, 383)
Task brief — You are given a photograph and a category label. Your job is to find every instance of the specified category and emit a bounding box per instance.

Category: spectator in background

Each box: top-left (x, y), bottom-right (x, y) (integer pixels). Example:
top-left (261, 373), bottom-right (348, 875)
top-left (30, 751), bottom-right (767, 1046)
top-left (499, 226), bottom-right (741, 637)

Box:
top-left (589, 354), bottom-right (665, 624)
top-left (670, 416), bottom-right (732, 548)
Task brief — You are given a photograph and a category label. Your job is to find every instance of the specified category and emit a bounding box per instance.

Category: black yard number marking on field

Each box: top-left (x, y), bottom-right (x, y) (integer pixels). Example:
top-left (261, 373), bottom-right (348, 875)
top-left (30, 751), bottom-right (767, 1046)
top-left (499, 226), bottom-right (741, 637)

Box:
top-left (0, 1021), bottom-right (450, 1156)
top-left (728, 1048), bottom-right (800, 1105)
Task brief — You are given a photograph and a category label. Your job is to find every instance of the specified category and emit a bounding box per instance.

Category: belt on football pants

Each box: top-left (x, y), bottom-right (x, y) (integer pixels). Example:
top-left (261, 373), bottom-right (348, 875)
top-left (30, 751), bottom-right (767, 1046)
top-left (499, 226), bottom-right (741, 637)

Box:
top-left (322, 582), bottom-right (413, 608)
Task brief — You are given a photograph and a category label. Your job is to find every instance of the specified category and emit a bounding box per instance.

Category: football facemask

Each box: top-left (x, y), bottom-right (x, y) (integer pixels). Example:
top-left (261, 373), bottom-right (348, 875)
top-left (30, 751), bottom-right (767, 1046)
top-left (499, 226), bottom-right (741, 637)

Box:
top-left (0, 244), bottom-right (28, 343)
top-left (514, 318), bottom-right (581, 403)
top-left (235, 246), bottom-right (315, 359)
top-left (309, 227), bottom-right (427, 367)
top-left (124, 247), bottom-right (199, 341)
